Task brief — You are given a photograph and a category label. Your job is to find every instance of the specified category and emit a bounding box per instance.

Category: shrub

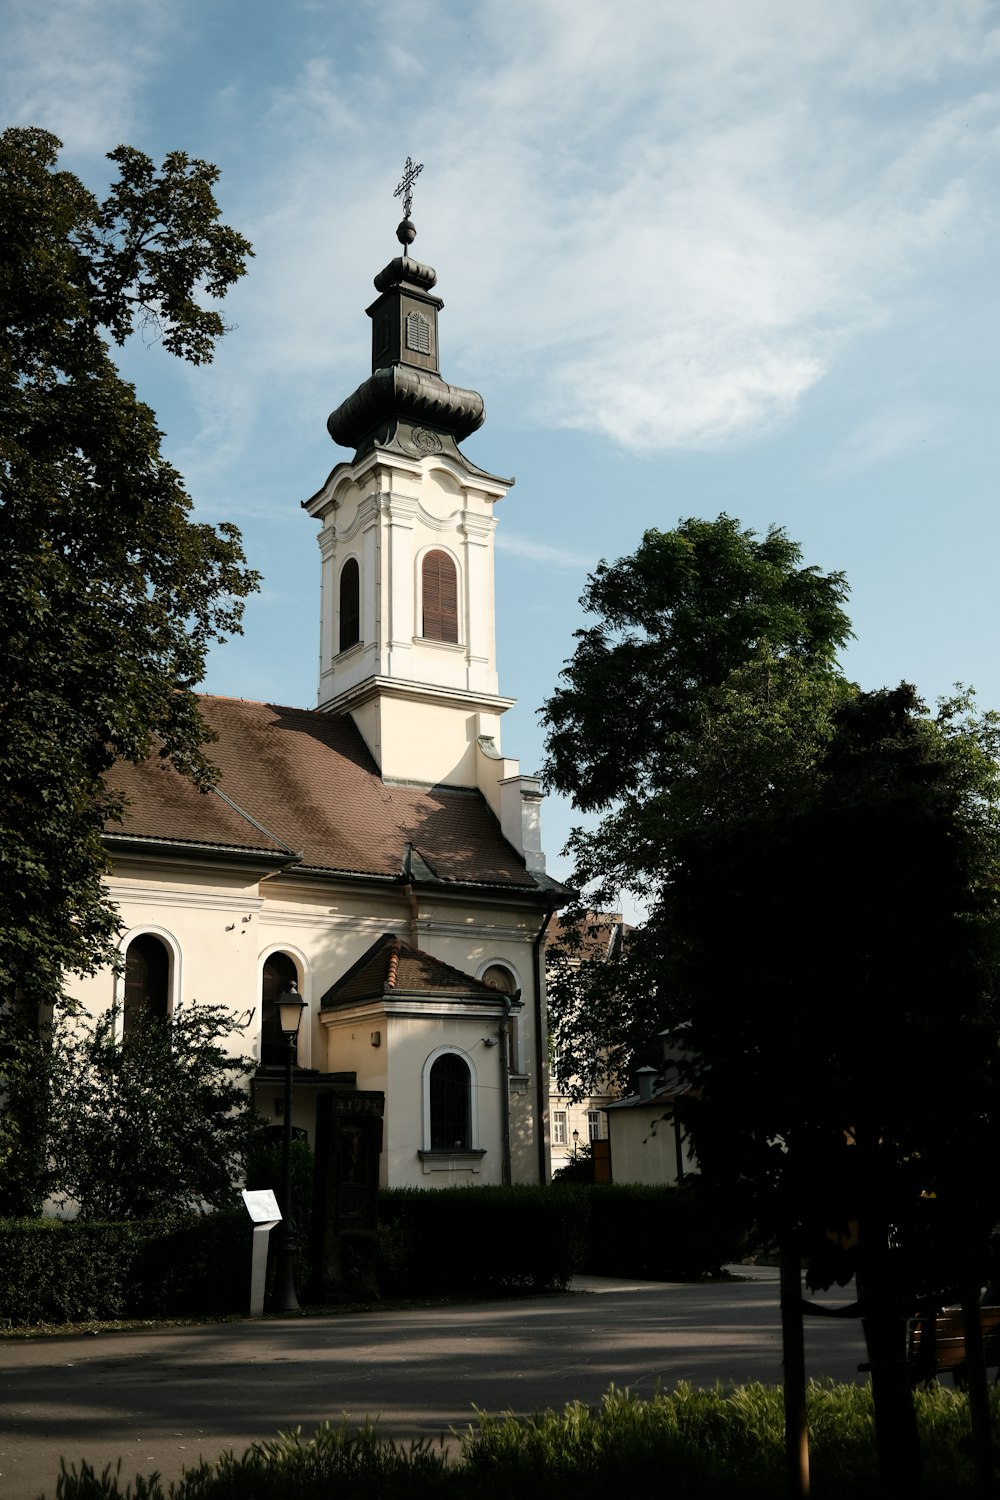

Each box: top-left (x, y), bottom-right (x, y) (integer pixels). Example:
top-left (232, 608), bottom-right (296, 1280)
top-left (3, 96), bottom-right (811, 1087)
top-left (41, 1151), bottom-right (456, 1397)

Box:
top-left (579, 1179), bottom-right (747, 1280)
top-left (42, 1383), bottom-right (1000, 1499)
top-left (377, 1185), bottom-right (587, 1297)
top-left (0, 1212), bottom-right (251, 1327)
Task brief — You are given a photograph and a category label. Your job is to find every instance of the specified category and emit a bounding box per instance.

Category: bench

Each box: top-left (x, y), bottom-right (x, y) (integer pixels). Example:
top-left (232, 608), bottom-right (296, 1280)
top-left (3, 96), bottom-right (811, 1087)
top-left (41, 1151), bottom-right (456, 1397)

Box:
top-left (907, 1306), bottom-right (1000, 1386)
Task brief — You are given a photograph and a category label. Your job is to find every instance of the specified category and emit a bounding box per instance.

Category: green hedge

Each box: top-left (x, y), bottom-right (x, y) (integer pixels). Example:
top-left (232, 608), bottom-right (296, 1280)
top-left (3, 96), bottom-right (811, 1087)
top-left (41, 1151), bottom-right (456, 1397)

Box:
top-left (377, 1185), bottom-right (587, 1297)
top-left (0, 1212), bottom-right (250, 1327)
top-left (578, 1180), bottom-right (748, 1280)
top-left (1, 1178), bottom-right (742, 1327)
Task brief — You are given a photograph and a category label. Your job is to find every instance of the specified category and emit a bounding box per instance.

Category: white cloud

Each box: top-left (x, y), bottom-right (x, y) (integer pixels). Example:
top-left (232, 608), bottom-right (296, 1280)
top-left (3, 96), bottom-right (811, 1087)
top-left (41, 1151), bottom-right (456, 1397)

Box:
top-left (2, 0), bottom-right (181, 157)
top-left (834, 402), bottom-right (952, 470)
top-left (211, 0), bottom-right (1000, 457)
top-left (9, 0), bottom-right (1000, 463)
top-left (496, 533), bottom-right (593, 571)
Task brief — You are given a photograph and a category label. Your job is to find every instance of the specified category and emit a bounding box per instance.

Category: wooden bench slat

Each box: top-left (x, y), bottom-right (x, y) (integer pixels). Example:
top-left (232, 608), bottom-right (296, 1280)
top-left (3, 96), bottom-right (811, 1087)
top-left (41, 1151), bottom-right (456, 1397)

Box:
top-left (908, 1306), bottom-right (1000, 1377)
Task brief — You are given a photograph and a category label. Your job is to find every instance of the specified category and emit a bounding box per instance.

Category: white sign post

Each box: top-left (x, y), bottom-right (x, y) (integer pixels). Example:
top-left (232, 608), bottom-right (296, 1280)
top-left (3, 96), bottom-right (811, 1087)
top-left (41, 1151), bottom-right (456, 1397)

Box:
top-left (241, 1189), bottom-right (281, 1318)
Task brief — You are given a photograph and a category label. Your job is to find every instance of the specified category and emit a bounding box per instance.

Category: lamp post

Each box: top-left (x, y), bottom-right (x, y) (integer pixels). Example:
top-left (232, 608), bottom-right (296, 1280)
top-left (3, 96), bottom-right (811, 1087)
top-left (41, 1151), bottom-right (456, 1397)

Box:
top-left (572, 1128), bottom-right (579, 1162)
top-left (272, 979), bottom-right (306, 1314)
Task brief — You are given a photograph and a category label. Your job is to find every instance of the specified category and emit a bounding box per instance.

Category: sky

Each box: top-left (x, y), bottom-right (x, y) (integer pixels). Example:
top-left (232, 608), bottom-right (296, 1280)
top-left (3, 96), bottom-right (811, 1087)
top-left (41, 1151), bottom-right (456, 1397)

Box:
top-left (5, 0), bottom-right (1000, 897)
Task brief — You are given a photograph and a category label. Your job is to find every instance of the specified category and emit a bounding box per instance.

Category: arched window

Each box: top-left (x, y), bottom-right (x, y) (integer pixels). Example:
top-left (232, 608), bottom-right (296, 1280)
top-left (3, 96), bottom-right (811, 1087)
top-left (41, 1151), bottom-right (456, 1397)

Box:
top-left (260, 951), bottom-right (300, 1067)
top-left (482, 964), bottom-right (521, 1072)
top-left (421, 550), bottom-right (458, 643)
top-left (482, 964), bottom-right (517, 995)
top-left (339, 558), bottom-right (360, 652)
top-left (123, 934), bottom-right (169, 1040)
top-left (429, 1052), bottom-right (471, 1148)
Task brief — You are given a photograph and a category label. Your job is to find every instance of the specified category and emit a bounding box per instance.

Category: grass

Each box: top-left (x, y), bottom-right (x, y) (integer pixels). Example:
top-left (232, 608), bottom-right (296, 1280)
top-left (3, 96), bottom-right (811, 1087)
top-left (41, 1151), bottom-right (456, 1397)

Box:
top-left (43, 1380), bottom-right (1000, 1499)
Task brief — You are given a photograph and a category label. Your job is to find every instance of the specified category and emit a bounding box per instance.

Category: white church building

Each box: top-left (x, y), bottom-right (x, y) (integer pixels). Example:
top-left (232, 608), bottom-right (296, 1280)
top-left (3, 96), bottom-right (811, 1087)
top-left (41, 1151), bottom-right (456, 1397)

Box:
top-left (66, 206), bottom-right (567, 1189)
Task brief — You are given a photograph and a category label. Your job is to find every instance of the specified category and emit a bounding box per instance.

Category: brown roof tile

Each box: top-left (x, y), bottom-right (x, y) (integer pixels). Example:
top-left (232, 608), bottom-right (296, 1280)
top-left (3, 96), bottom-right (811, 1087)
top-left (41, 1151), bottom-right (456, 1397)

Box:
top-left (321, 933), bottom-right (504, 1008)
top-left (106, 696), bottom-right (537, 889)
top-left (547, 911), bottom-right (628, 961)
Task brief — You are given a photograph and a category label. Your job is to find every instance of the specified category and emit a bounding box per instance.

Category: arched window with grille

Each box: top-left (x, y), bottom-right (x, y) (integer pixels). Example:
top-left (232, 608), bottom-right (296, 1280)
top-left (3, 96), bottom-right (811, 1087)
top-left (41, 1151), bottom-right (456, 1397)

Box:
top-left (123, 934), bottom-right (170, 1040)
top-left (429, 1052), bottom-right (471, 1148)
top-left (260, 951), bottom-right (300, 1067)
top-left (339, 558), bottom-right (360, 653)
top-left (421, 549), bottom-right (459, 643)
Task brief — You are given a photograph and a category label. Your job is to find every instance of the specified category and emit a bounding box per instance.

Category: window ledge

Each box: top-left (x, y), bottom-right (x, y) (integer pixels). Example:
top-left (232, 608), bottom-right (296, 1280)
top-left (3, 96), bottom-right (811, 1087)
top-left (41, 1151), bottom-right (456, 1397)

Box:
top-left (418, 1148), bottom-right (486, 1174)
top-left (413, 636), bottom-right (465, 652)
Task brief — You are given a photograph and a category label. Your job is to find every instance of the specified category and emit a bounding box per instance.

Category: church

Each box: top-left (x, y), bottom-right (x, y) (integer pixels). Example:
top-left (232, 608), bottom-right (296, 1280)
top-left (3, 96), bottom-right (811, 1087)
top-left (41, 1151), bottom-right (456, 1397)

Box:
top-left (66, 194), bottom-right (567, 1189)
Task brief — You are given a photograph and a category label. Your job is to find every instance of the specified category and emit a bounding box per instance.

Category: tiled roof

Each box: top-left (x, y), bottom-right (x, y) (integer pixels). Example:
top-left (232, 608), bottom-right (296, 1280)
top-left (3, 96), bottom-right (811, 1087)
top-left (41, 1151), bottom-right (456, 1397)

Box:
top-left (321, 932), bottom-right (504, 1008)
top-left (547, 911), bottom-right (627, 961)
top-left (105, 695), bottom-right (538, 889)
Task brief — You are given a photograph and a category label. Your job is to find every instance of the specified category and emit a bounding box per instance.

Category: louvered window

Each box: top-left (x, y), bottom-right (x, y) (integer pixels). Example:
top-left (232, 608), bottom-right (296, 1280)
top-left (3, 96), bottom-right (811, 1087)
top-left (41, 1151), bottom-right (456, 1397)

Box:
top-left (339, 558), bottom-right (360, 652)
top-left (406, 311), bottom-right (431, 355)
top-left (422, 550), bottom-right (458, 643)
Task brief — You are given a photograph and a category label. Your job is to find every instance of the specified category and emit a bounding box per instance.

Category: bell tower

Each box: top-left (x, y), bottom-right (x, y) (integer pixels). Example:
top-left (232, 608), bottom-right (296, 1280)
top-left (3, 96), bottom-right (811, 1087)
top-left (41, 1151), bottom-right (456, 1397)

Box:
top-left (304, 166), bottom-right (542, 870)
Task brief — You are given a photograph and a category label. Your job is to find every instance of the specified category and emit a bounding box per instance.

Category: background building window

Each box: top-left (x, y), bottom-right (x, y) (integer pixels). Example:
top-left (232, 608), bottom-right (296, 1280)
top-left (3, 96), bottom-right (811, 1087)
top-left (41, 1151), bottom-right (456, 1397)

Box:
top-left (587, 1109), bottom-right (602, 1141)
top-left (261, 951), bottom-right (299, 1067)
top-left (553, 1110), bottom-right (568, 1146)
top-left (429, 1052), bottom-right (471, 1148)
top-left (421, 550), bottom-right (458, 643)
top-left (339, 558), bottom-right (360, 652)
top-left (123, 934), bottom-right (169, 1040)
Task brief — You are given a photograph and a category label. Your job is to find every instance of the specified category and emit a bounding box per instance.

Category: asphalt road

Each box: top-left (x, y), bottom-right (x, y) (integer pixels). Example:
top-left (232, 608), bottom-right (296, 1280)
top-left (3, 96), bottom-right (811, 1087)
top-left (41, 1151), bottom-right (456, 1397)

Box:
top-left (0, 1269), bottom-right (866, 1500)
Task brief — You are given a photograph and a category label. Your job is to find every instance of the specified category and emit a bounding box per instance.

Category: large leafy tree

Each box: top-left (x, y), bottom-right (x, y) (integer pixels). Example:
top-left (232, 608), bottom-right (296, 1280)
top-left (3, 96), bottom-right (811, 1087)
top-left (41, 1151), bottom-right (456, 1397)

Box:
top-left (542, 520), bottom-right (1000, 1496)
top-left (0, 127), bottom-right (257, 1210)
top-left (542, 516), bottom-right (854, 1091)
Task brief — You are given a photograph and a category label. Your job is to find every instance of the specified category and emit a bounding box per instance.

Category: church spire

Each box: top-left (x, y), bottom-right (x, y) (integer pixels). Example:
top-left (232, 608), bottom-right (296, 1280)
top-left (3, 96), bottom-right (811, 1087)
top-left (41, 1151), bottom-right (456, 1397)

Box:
top-left (327, 163), bottom-right (485, 464)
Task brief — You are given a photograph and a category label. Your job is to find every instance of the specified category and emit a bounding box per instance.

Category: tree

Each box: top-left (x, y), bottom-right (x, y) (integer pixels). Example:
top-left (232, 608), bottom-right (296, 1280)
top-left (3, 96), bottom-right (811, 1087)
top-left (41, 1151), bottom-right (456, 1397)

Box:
top-left (46, 1003), bottom-right (255, 1219)
top-left (0, 128), bottom-right (257, 1210)
top-left (542, 517), bottom-right (854, 1093)
top-left (542, 520), bottom-right (1000, 1497)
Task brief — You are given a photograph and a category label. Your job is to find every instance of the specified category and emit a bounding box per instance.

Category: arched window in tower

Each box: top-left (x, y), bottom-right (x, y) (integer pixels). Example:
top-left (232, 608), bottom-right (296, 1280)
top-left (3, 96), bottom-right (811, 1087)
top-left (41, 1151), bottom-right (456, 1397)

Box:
top-left (421, 550), bottom-right (458, 643)
top-left (261, 951), bottom-right (300, 1068)
top-left (123, 934), bottom-right (169, 1040)
top-left (338, 558), bottom-right (360, 653)
top-left (429, 1052), bottom-right (471, 1148)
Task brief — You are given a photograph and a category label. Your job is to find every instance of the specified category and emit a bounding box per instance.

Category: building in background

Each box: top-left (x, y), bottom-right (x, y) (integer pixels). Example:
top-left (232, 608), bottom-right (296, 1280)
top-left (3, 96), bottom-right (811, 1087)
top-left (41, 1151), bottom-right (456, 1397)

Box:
top-left (546, 913), bottom-right (622, 1177)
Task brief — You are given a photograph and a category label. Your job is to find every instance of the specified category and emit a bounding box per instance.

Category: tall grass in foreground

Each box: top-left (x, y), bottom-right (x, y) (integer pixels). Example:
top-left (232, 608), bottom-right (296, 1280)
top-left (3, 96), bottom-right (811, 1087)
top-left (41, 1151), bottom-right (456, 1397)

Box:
top-left (49, 1382), bottom-right (996, 1499)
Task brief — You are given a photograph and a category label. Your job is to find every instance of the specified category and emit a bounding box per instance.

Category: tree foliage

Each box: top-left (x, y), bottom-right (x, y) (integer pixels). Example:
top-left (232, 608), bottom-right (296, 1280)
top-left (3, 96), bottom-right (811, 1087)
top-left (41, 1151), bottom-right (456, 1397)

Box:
top-left (0, 127), bottom-right (257, 1009)
top-left (543, 516), bottom-right (852, 816)
top-left (46, 1003), bottom-right (255, 1219)
top-left (543, 523), bottom-right (1000, 1274)
top-left (543, 517), bottom-right (854, 1093)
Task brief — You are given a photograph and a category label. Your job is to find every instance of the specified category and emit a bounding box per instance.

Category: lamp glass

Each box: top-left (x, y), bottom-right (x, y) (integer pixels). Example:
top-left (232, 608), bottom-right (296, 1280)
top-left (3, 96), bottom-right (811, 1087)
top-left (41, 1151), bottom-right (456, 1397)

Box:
top-left (276, 982), bottom-right (306, 1038)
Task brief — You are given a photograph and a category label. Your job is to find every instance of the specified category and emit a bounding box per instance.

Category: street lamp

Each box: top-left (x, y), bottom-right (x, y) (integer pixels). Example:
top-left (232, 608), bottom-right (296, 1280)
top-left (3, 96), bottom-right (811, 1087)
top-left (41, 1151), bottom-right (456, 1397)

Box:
top-left (272, 979), bottom-right (306, 1314)
top-left (572, 1128), bottom-right (579, 1161)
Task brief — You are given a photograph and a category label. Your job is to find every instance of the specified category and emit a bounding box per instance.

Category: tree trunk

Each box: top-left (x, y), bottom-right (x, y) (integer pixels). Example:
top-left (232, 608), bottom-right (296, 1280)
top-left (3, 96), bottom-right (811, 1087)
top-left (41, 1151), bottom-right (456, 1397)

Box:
top-left (960, 1291), bottom-right (996, 1500)
top-left (780, 1242), bottom-right (810, 1499)
top-left (862, 1301), bottom-right (923, 1499)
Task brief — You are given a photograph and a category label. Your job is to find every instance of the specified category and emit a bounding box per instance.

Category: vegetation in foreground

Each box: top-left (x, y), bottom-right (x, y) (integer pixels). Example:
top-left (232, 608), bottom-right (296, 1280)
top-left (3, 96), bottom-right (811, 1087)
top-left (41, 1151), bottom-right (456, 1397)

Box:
top-left (44, 1381), bottom-right (1000, 1499)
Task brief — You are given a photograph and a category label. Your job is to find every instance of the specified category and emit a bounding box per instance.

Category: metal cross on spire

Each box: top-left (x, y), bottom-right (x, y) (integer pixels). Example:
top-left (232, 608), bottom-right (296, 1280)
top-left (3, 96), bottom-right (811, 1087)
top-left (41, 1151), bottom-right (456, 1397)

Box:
top-left (393, 156), bottom-right (424, 220)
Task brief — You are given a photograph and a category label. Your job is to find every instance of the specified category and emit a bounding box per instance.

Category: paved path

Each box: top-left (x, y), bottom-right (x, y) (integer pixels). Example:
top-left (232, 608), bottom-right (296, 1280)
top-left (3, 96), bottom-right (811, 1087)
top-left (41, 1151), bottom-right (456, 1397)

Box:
top-left (0, 1270), bottom-right (865, 1500)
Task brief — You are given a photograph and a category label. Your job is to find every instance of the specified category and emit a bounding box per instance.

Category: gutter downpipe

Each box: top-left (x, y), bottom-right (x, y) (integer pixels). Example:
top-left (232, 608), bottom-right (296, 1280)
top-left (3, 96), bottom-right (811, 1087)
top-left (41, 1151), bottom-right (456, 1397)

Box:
top-left (499, 995), bottom-right (513, 1186)
top-left (532, 903), bottom-right (557, 1184)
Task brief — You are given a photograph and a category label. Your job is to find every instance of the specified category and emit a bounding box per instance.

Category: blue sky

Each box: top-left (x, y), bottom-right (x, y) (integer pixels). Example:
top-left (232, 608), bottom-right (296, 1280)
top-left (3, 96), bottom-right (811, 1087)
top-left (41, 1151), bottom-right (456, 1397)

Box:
top-left (5, 0), bottom-right (1000, 895)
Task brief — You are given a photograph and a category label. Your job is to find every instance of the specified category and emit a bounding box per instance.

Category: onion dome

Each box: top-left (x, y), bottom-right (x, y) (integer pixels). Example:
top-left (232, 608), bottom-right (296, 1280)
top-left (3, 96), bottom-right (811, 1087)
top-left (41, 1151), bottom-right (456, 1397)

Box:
top-left (327, 215), bottom-right (485, 462)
